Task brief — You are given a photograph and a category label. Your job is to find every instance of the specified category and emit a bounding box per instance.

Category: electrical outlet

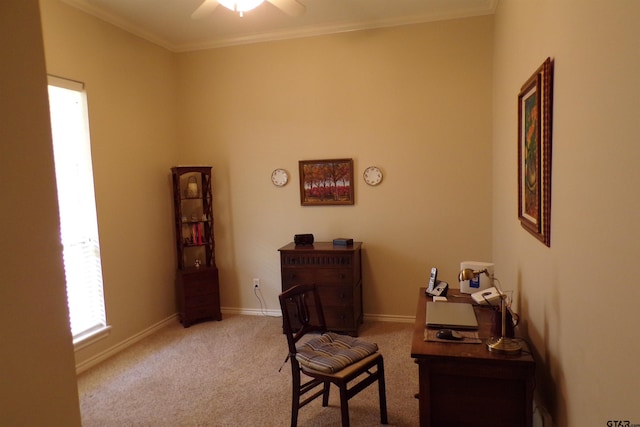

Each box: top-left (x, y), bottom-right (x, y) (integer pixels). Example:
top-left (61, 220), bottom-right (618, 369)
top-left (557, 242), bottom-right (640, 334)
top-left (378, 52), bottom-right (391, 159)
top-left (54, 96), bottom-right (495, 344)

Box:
top-left (252, 278), bottom-right (260, 289)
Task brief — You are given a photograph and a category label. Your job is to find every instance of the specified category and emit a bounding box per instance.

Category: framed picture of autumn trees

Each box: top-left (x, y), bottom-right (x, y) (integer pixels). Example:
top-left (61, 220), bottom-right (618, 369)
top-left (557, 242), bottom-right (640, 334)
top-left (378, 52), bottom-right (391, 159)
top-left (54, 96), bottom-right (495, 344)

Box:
top-left (299, 158), bottom-right (354, 206)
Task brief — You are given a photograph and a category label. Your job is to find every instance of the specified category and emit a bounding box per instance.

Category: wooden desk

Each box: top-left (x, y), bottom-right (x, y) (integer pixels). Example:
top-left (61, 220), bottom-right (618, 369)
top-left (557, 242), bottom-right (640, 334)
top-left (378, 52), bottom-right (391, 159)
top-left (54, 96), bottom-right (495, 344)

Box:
top-left (411, 288), bottom-right (535, 427)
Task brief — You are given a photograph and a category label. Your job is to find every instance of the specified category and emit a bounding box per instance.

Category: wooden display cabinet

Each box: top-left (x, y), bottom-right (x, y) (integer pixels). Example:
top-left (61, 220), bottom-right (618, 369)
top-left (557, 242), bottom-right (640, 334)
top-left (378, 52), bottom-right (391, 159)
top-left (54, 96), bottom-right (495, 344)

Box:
top-left (171, 166), bottom-right (221, 327)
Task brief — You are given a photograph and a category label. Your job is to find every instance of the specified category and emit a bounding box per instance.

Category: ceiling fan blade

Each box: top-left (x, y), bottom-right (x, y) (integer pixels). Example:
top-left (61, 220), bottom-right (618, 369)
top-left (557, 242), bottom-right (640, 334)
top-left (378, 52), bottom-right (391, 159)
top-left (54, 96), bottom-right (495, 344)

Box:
top-left (267, 0), bottom-right (305, 16)
top-left (191, 0), bottom-right (220, 19)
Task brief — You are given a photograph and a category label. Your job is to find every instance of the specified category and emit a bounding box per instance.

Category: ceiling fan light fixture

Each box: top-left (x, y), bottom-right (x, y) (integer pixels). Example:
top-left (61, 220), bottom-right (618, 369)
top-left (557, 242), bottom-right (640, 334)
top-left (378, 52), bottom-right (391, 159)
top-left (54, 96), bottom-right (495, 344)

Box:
top-left (218, 0), bottom-right (265, 16)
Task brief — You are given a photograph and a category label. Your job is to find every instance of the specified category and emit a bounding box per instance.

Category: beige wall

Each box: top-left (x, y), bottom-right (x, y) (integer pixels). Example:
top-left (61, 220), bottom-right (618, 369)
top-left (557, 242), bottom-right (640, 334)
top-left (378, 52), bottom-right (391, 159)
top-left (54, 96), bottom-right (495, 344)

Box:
top-left (493, 0), bottom-right (640, 425)
top-left (177, 18), bottom-right (494, 316)
top-left (40, 0), bottom-right (179, 366)
top-left (18, 0), bottom-right (640, 424)
top-left (39, 0), bottom-right (493, 368)
top-left (0, 1), bottom-right (81, 424)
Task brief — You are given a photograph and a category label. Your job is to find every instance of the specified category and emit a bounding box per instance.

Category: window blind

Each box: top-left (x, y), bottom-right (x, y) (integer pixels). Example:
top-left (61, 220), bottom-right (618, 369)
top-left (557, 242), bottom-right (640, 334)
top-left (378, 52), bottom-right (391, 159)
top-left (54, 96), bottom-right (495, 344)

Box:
top-left (47, 76), bottom-right (107, 344)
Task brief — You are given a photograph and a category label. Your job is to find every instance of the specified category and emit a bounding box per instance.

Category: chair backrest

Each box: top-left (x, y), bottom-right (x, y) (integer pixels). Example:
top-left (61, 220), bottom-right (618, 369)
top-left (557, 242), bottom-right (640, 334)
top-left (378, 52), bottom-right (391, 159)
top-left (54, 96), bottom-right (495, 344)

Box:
top-left (279, 284), bottom-right (327, 356)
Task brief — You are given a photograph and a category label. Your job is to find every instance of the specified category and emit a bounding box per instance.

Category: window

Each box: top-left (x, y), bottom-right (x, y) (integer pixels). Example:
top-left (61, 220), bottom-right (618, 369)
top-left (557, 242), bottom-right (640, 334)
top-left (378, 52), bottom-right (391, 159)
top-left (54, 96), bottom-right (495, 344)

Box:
top-left (47, 76), bottom-right (109, 348)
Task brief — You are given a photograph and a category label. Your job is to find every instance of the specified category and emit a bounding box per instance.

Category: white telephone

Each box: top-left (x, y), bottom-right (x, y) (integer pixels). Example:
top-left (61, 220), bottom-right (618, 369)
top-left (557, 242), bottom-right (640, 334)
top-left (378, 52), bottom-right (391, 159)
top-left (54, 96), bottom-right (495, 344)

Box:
top-left (471, 286), bottom-right (502, 305)
top-left (426, 267), bottom-right (448, 297)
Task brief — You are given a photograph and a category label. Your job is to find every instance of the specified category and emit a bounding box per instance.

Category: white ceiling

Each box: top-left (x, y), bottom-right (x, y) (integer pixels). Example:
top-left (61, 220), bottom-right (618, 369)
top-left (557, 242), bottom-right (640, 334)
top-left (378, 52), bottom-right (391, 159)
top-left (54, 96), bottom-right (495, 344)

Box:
top-left (59, 0), bottom-right (497, 52)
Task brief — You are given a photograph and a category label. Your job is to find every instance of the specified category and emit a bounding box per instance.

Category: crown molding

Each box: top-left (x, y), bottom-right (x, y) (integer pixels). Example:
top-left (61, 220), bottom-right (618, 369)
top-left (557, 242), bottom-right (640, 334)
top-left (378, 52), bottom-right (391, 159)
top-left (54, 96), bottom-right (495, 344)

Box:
top-left (60, 0), bottom-right (497, 53)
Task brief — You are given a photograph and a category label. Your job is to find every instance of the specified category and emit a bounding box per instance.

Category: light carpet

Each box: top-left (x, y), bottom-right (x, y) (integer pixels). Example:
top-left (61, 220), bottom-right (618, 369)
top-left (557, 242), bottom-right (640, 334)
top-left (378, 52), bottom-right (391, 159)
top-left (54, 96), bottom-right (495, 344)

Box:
top-left (78, 314), bottom-right (419, 426)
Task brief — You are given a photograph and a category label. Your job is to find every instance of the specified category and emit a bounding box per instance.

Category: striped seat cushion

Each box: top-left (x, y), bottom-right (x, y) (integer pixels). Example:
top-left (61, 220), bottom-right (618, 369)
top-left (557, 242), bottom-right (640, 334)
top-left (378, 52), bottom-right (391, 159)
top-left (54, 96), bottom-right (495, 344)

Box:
top-left (295, 332), bottom-right (378, 374)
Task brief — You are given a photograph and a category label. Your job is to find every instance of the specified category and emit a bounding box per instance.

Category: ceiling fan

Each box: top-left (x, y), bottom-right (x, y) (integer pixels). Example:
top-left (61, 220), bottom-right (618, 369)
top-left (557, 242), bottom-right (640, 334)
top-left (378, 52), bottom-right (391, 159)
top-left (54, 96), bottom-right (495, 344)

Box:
top-left (192, 0), bottom-right (305, 18)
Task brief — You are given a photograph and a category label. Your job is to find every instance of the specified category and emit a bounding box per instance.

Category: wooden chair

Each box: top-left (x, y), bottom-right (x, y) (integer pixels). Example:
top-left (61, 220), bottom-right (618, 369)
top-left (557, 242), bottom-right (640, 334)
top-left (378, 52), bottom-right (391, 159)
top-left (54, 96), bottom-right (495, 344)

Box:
top-left (278, 284), bottom-right (388, 427)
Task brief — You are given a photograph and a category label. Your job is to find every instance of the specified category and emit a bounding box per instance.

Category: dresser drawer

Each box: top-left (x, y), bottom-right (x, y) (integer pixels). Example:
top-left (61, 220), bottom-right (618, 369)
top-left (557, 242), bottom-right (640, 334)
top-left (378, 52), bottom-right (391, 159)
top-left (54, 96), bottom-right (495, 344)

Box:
top-left (185, 292), bottom-right (216, 307)
top-left (176, 267), bottom-right (221, 326)
top-left (183, 304), bottom-right (219, 322)
top-left (283, 301), bottom-right (358, 334)
top-left (323, 306), bottom-right (360, 332)
top-left (317, 285), bottom-right (354, 307)
top-left (178, 268), bottom-right (216, 292)
top-left (181, 279), bottom-right (215, 297)
top-left (282, 267), bottom-right (353, 286)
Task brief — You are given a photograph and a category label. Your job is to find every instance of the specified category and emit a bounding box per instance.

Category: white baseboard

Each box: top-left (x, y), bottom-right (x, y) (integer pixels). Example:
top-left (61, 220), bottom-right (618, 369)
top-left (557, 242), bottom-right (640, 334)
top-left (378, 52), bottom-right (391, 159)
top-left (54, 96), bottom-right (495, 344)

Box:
top-left (76, 310), bottom-right (415, 375)
top-left (222, 307), bottom-right (415, 323)
top-left (75, 314), bottom-right (178, 375)
top-left (222, 307), bottom-right (282, 317)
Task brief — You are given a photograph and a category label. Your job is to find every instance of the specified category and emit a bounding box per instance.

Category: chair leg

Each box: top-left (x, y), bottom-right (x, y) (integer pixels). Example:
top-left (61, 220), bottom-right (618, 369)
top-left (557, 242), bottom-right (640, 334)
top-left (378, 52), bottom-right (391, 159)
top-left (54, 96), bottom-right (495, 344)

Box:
top-left (378, 357), bottom-right (388, 424)
top-left (322, 381), bottom-right (330, 407)
top-left (339, 385), bottom-right (350, 427)
top-left (291, 371), bottom-right (301, 427)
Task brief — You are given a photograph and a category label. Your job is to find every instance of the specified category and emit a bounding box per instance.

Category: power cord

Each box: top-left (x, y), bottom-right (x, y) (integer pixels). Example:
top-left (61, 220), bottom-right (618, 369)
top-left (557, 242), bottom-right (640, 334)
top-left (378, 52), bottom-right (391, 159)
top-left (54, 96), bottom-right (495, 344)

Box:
top-left (253, 286), bottom-right (281, 318)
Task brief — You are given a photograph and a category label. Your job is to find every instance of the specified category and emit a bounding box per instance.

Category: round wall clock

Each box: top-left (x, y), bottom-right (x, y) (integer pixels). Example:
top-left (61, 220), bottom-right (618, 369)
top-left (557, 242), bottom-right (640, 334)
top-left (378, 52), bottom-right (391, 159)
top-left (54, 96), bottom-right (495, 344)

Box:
top-left (271, 168), bottom-right (289, 187)
top-left (363, 166), bottom-right (383, 186)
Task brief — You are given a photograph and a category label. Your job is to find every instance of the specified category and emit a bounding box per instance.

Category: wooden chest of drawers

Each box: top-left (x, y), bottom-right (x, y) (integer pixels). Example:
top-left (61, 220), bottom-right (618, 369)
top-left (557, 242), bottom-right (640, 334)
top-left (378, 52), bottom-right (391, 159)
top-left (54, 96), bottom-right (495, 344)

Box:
top-left (278, 242), bottom-right (363, 336)
top-left (175, 266), bottom-right (221, 327)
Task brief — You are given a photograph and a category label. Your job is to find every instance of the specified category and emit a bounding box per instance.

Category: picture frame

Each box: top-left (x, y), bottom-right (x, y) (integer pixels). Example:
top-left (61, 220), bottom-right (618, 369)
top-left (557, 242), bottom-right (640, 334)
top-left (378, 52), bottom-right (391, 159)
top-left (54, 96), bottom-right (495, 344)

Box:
top-left (518, 57), bottom-right (554, 247)
top-left (299, 158), bottom-right (354, 206)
